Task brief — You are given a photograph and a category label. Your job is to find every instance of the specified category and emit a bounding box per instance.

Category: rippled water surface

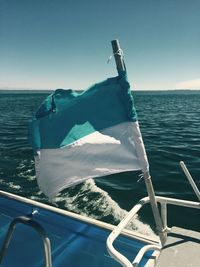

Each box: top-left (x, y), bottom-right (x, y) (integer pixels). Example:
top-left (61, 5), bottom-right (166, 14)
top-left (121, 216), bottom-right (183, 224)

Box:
top-left (0, 90), bottom-right (199, 234)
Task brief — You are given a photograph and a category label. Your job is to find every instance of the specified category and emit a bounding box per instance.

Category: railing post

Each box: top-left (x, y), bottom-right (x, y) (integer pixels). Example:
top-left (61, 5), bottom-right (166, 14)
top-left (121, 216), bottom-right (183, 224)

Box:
top-left (161, 203), bottom-right (167, 230)
top-left (180, 161), bottom-right (200, 201)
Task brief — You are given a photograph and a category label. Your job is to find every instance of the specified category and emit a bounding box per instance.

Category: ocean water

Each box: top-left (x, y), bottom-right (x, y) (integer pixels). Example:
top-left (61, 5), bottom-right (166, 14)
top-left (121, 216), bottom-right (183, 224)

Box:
top-left (0, 90), bottom-right (199, 236)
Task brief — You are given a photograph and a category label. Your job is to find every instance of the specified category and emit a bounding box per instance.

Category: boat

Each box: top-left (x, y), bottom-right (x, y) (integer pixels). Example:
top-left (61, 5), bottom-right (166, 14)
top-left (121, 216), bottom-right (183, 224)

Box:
top-left (0, 40), bottom-right (199, 267)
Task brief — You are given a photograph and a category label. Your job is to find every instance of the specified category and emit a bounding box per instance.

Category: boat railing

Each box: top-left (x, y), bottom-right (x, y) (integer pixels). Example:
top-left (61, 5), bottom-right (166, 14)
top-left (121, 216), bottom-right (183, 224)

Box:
top-left (106, 196), bottom-right (200, 267)
top-left (0, 215), bottom-right (52, 267)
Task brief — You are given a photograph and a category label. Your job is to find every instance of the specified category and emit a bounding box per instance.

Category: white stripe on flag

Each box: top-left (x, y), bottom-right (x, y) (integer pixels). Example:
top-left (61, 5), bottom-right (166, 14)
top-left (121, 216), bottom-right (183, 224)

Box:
top-left (35, 121), bottom-right (148, 200)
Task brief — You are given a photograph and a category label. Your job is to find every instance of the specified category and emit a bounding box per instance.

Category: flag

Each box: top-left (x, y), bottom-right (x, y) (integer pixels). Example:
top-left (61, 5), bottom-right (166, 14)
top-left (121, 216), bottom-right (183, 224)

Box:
top-left (29, 71), bottom-right (149, 200)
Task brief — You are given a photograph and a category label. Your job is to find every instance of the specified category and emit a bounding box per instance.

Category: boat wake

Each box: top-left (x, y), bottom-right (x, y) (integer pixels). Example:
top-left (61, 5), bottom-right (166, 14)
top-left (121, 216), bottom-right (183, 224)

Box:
top-left (54, 179), bottom-right (156, 238)
top-left (6, 159), bottom-right (156, 238)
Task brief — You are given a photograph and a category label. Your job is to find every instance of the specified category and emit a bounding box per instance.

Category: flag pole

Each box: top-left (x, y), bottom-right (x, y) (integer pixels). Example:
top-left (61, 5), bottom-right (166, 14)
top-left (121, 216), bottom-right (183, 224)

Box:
top-left (111, 39), bottom-right (166, 245)
top-left (111, 40), bottom-right (126, 73)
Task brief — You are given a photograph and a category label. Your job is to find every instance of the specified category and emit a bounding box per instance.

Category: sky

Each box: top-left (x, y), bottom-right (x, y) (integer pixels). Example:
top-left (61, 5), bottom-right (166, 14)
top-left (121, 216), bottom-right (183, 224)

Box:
top-left (0, 0), bottom-right (200, 90)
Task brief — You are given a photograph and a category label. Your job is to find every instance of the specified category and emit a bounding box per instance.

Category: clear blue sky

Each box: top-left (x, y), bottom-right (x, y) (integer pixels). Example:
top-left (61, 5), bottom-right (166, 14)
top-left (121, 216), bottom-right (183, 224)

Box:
top-left (0, 0), bottom-right (200, 90)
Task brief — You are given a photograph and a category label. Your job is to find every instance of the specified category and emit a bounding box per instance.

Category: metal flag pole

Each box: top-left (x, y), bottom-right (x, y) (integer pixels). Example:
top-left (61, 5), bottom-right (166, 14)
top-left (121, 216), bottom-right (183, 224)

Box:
top-left (111, 39), bottom-right (166, 245)
top-left (111, 40), bottom-right (126, 74)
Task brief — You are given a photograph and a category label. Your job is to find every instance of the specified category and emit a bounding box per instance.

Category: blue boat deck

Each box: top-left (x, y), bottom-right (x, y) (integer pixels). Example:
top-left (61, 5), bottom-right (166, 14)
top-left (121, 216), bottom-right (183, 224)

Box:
top-left (0, 193), bottom-right (154, 267)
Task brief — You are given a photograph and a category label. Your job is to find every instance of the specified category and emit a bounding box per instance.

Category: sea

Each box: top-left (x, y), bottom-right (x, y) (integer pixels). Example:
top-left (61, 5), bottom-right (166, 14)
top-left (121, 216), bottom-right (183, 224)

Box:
top-left (0, 89), bottom-right (199, 237)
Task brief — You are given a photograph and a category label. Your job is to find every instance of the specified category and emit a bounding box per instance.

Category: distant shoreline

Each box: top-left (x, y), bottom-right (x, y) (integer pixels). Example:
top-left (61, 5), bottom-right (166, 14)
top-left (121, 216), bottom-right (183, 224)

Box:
top-left (0, 89), bottom-right (53, 94)
top-left (0, 89), bottom-right (200, 94)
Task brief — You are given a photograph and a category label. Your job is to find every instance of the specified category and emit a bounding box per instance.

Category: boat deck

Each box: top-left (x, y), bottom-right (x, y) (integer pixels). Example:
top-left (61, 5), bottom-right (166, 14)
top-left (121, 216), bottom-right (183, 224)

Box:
top-left (156, 227), bottom-right (200, 267)
top-left (0, 193), bottom-right (154, 267)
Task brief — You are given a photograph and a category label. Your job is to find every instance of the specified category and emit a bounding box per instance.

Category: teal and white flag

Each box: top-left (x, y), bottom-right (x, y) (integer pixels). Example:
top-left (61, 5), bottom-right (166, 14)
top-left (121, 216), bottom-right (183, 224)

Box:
top-left (29, 71), bottom-right (149, 200)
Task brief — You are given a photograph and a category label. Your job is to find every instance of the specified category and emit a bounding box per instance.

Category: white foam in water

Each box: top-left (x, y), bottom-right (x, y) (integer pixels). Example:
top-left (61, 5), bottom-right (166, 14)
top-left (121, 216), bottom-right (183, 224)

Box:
top-left (16, 160), bottom-right (35, 181)
top-left (8, 182), bottom-right (21, 190)
top-left (55, 179), bottom-right (156, 238)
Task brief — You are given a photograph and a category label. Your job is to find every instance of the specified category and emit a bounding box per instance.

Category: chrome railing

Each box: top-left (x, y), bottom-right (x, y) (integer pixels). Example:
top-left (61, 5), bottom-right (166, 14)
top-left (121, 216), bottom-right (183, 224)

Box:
top-left (0, 216), bottom-right (52, 267)
top-left (107, 162), bottom-right (200, 267)
top-left (107, 196), bottom-right (200, 267)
